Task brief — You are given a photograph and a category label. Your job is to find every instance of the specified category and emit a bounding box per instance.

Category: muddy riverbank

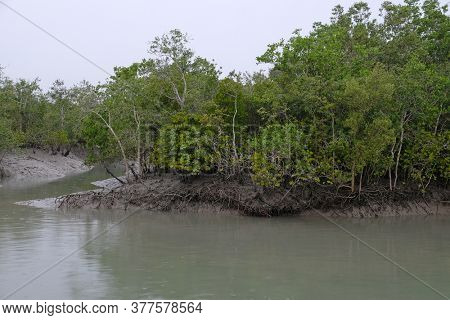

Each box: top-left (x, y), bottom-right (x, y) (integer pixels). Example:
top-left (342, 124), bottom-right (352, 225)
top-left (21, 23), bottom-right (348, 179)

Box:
top-left (6, 153), bottom-right (447, 218)
top-left (0, 149), bottom-right (90, 184)
top-left (58, 174), bottom-right (450, 217)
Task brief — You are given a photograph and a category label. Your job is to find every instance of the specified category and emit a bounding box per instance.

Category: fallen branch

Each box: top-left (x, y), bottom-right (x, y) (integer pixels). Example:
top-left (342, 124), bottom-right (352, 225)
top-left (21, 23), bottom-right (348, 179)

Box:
top-left (104, 165), bottom-right (125, 185)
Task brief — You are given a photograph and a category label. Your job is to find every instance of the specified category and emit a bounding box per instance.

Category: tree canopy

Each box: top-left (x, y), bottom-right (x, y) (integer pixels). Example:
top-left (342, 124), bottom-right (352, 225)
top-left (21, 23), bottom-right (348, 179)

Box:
top-left (1, 0), bottom-right (448, 192)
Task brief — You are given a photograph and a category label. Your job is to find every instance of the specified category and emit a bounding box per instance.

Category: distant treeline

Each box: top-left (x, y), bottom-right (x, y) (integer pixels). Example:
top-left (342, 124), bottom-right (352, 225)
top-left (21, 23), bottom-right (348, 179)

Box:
top-left (1, 0), bottom-right (448, 192)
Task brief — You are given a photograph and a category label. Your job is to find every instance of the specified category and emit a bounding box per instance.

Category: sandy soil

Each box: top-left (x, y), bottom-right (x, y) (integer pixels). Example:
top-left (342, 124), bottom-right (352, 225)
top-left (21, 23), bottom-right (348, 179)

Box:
top-left (1, 149), bottom-right (91, 183)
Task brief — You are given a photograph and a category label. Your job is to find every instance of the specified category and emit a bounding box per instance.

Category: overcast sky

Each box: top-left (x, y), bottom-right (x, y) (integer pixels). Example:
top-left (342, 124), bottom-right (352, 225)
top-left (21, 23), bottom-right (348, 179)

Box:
top-left (0, 0), bottom-right (401, 89)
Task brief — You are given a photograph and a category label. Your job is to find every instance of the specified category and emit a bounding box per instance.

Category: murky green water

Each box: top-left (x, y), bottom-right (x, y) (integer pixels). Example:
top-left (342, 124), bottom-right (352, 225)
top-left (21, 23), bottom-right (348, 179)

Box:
top-left (0, 169), bottom-right (449, 299)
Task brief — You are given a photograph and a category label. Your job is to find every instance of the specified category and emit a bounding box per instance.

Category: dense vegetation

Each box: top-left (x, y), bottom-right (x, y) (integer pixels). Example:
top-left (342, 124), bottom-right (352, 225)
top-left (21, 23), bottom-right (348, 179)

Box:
top-left (1, 0), bottom-right (448, 195)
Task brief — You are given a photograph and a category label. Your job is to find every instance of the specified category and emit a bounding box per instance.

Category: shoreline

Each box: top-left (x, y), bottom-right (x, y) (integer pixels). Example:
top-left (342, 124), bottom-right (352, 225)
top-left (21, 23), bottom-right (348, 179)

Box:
top-left (0, 148), bottom-right (91, 185)
top-left (57, 174), bottom-right (450, 218)
top-left (5, 150), bottom-right (448, 218)
top-left (13, 177), bottom-right (122, 209)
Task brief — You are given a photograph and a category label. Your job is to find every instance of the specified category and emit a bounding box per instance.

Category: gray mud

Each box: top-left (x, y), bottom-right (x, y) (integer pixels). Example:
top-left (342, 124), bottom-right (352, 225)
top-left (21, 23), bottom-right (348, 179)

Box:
top-left (1, 149), bottom-right (90, 184)
top-left (58, 175), bottom-right (450, 217)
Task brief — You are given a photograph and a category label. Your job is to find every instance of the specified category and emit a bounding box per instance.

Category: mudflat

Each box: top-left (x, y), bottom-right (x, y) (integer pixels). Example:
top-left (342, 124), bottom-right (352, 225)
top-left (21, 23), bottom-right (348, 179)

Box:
top-left (58, 174), bottom-right (450, 217)
top-left (0, 149), bottom-right (90, 184)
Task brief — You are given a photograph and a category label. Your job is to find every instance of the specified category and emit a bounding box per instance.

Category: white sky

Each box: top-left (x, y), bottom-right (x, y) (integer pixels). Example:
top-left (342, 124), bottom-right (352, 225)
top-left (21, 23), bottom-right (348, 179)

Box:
top-left (0, 0), bottom-right (401, 89)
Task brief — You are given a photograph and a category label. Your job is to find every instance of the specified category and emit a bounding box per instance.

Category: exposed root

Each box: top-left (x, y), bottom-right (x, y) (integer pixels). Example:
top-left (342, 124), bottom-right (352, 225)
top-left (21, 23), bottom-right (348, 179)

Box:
top-left (58, 175), bottom-right (450, 217)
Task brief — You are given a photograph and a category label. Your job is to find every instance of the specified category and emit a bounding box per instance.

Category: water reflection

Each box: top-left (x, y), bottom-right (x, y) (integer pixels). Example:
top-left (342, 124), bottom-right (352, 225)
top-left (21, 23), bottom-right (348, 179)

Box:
top-left (0, 170), bottom-right (449, 299)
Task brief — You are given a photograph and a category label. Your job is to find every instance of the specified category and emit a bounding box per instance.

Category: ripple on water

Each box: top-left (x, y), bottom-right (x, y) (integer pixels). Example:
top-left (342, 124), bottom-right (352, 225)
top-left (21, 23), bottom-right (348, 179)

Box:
top-left (1, 170), bottom-right (450, 299)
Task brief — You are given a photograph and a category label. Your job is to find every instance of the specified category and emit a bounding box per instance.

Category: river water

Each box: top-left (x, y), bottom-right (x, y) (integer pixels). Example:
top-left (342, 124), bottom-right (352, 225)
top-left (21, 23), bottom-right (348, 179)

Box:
top-left (0, 169), bottom-right (449, 299)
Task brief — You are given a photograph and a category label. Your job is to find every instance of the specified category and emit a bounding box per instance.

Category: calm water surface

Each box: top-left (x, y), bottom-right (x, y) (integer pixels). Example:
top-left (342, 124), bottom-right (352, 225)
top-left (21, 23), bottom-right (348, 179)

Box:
top-left (0, 169), bottom-right (449, 299)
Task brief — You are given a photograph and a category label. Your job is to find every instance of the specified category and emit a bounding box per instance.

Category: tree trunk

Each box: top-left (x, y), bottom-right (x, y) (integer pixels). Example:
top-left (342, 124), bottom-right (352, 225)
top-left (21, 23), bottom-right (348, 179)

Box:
top-left (92, 110), bottom-right (130, 178)
top-left (232, 94), bottom-right (238, 163)
top-left (434, 104), bottom-right (443, 135)
top-left (359, 167), bottom-right (363, 194)
top-left (133, 107), bottom-right (142, 177)
top-left (389, 141), bottom-right (396, 191)
top-left (394, 113), bottom-right (406, 189)
top-left (351, 162), bottom-right (356, 193)
top-left (60, 105), bottom-right (65, 130)
top-left (332, 114), bottom-right (336, 181)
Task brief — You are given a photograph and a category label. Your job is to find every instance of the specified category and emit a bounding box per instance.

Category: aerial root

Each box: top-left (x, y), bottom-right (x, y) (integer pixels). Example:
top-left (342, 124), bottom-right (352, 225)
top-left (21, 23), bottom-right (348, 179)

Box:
top-left (58, 175), bottom-right (448, 217)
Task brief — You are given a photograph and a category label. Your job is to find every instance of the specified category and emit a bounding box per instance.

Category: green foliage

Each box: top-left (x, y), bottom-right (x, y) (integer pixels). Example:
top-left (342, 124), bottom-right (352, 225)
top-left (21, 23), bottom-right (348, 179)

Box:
top-left (254, 0), bottom-right (448, 191)
top-left (147, 29), bottom-right (220, 111)
top-left (154, 113), bottom-right (220, 174)
top-left (403, 130), bottom-right (449, 190)
top-left (0, 118), bottom-right (20, 152)
top-left (81, 113), bottom-right (115, 165)
top-left (340, 66), bottom-right (396, 174)
top-left (1, 2), bottom-right (448, 192)
top-left (0, 76), bottom-right (90, 154)
top-left (250, 122), bottom-right (318, 187)
top-left (45, 130), bottom-right (69, 151)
